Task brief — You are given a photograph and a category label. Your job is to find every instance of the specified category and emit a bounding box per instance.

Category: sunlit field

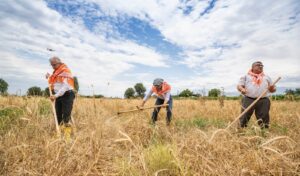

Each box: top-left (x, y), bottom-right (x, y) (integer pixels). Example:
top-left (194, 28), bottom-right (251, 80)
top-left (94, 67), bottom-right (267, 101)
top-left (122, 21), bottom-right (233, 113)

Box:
top-left (0, 96), bottom-right (299, 175)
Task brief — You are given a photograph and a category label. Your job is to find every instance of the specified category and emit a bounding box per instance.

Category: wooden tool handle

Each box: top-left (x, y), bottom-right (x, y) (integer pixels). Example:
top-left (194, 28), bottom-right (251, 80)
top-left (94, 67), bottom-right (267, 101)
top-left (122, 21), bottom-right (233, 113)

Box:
top-left (117, 104), bottom-right (169, 115)
top-left (48, 83), bottom-right (61, 135)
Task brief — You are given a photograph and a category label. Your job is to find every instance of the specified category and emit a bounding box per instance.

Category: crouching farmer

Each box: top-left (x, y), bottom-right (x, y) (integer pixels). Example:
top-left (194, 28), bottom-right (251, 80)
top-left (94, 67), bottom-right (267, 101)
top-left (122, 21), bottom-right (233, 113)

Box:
top-left (140, 78), bottom-right (173, 125)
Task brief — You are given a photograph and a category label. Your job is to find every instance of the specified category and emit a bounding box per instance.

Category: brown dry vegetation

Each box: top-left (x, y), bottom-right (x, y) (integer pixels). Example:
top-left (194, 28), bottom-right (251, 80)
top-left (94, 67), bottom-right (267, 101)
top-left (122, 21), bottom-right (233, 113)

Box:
top-left (0, 96), bottom-right (299, 175)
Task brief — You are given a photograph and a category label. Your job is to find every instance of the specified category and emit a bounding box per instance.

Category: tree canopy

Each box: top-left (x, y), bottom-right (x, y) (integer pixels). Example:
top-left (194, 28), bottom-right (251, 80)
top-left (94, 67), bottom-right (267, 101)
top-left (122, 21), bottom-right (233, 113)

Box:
top-left (27, 86), bottom-right (42, 96)
top-left (134, 83), bottom-right (146, 98)
top-left (74, 76), bottom-right (79, 92)
top-left (124, 88), bottom-right (135, 98)
top-left (0, 78), bottom-right (8, 95)
top-left (208, 88), bottom-right (221, 97)
top-left (179, 89), bottom-right (193, 97)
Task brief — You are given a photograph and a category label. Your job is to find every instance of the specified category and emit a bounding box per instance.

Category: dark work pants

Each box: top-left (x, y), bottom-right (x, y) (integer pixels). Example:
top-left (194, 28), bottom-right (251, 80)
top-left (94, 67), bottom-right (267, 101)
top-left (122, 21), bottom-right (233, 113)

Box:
top-left (240, 96), bottom-right (270, 128)
top-left (55, 91), bottom-right (75, 125)
top-left (152, 96), bottom-right (173, 124)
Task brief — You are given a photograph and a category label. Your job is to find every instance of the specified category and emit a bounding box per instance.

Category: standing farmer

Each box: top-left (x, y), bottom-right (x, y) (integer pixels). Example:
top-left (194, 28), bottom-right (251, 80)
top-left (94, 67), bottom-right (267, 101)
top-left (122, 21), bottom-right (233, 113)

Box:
top-left (140, 78), bottom-right (173, 125)
top-left (237, 61), bottom-right (276, 128)
top-left (46, 56), bottom-right (75, 129)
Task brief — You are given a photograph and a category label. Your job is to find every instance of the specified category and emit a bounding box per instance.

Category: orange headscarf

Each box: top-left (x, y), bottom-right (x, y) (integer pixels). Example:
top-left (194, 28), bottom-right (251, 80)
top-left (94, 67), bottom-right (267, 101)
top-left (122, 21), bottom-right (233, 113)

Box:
top-left (48, 63), bottom-right (74, 90)
top-left (151, 82), bottom-right (171, 96)
top-left (248, 69), bottom-right (265, 86)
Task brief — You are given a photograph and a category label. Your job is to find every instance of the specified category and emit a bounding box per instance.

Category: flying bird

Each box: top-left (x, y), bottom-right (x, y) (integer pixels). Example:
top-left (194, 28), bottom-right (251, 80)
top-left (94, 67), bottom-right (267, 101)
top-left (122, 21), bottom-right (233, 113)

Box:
top-left (47, 48), bottom-right (55, 52)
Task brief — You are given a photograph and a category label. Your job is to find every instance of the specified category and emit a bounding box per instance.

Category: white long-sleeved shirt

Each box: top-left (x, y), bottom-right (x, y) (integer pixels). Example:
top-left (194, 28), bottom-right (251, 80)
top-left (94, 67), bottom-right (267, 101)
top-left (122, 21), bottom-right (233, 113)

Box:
top-left (143, 89), bottom-right (171, 102)
top-left (53, 78), bottom-right (73, 98)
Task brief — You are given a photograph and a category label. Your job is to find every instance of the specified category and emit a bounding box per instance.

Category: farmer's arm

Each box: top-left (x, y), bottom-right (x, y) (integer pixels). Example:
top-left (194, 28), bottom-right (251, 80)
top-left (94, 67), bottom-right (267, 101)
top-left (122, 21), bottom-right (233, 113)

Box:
top-left (237, 85), bottom-right (247, 94)
top-left (237, 76), bottom-right (247, 94)
top-left (46, 73), bottom-right (50, 79)
top-left (141, 90), bottom-right (153, 107)
top-left (267, 76), bottom-right (276, 93)
top-left (163, 92), bottom-right (170, 105)
top-left (54, 79), bottom-right (70, 98)
top-left (269, 85), bottom-right (276, 93)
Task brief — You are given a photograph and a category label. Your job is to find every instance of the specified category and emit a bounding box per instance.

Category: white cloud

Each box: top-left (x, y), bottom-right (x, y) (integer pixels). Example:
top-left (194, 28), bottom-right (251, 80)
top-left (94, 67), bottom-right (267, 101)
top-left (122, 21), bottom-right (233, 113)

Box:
top-left (0, 0), bottom-right (170, 96)
top-left (89, 0), bottom-right (300, 93)
top-left (0, 0), bottom-right (299, 97)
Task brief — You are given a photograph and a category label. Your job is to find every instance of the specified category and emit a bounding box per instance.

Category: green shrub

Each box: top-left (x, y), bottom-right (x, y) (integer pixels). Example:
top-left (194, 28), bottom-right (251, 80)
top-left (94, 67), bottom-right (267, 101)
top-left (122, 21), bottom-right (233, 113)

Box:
top-left (271, 123), bottom-right (288, 135)
top-left (193, 118), bottom-right (209, 128)
top-left (0, 107), bottom-right (24, 134)
top-left (176, 117), bottom-right (227, 129)
top-left (115, 158), bottom-right (140, 176)
top-left (38, 99), bottom-right (52, 116)
top-left (209, 118), bottom-right (227, 128)
top-left (144, 144), bottom-right (182, 175)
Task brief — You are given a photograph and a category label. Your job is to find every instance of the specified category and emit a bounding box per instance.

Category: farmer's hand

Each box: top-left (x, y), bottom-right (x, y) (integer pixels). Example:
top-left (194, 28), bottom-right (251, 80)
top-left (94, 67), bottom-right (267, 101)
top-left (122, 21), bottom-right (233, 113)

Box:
top-left (268, 85), bottom-right (276, 93)
top-left (240, 88), bottom-right (247, 95)
top-left (137, 101), bottom-right (145, 110)
top-left (50, 95), bottom-right (56, 101)
top-left (162, 103), bottom-right (168, 108)
top-left (45, 73), bottom-right (50, 79)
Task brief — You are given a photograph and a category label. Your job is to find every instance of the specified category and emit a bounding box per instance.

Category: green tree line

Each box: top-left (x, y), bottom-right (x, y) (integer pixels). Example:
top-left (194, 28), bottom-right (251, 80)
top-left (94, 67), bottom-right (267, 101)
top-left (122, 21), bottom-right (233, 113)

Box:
top-left (1, 78), bottom-right (300, 100)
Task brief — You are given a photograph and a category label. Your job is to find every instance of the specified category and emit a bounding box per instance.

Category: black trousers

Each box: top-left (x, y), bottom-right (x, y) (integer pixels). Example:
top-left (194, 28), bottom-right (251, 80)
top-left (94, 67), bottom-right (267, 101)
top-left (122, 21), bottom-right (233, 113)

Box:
top-left (152, 96), bottom-right (173, 124)
top-left (55, 90), bottom-right (75, 125)
top-left (240, 96), bottom-right (270, 128)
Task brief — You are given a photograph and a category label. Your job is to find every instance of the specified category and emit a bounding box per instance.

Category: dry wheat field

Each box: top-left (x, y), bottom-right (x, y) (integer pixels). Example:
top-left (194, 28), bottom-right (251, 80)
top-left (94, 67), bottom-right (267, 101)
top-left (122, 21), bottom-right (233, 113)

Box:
top-left (0, 96), bottom-right (299, 176)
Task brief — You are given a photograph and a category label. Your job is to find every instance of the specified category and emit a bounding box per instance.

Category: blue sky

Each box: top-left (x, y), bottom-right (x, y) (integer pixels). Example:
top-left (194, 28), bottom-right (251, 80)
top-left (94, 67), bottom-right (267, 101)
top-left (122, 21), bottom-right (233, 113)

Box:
top-left (0, 0), bottom-right (299, 97)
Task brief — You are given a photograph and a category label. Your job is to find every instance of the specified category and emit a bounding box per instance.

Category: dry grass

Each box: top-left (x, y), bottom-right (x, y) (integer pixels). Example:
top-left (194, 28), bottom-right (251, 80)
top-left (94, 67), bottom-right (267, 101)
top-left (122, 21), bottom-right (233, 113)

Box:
top-left (0, 96), bottom-right (299, 175)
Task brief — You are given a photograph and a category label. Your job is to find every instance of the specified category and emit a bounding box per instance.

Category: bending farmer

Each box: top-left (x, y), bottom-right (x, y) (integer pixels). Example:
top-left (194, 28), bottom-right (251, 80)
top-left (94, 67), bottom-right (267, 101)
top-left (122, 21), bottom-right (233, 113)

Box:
top-left (140, 78), bottom-right (173, 125)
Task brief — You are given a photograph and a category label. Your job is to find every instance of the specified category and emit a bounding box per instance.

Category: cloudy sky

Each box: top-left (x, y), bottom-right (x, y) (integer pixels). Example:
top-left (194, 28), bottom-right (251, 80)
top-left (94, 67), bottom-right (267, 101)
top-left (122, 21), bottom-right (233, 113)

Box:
top-left (0, 0), bottom-right (299, 97)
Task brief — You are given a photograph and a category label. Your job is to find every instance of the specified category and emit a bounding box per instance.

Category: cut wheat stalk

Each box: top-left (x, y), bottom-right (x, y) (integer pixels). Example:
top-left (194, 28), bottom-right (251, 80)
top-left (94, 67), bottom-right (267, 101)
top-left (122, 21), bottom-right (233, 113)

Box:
top-left (154, 169), bottom-right (168, 176)
top-left (260, 136), bottom-right (296, 147)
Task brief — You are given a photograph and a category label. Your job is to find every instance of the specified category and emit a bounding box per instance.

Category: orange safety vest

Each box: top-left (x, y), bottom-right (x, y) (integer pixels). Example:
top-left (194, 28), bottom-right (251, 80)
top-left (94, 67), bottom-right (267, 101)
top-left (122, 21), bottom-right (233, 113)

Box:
top-left (48, 63), bottom-right (74, 90)
top-left (151, 82), bottom-right (171, 96)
